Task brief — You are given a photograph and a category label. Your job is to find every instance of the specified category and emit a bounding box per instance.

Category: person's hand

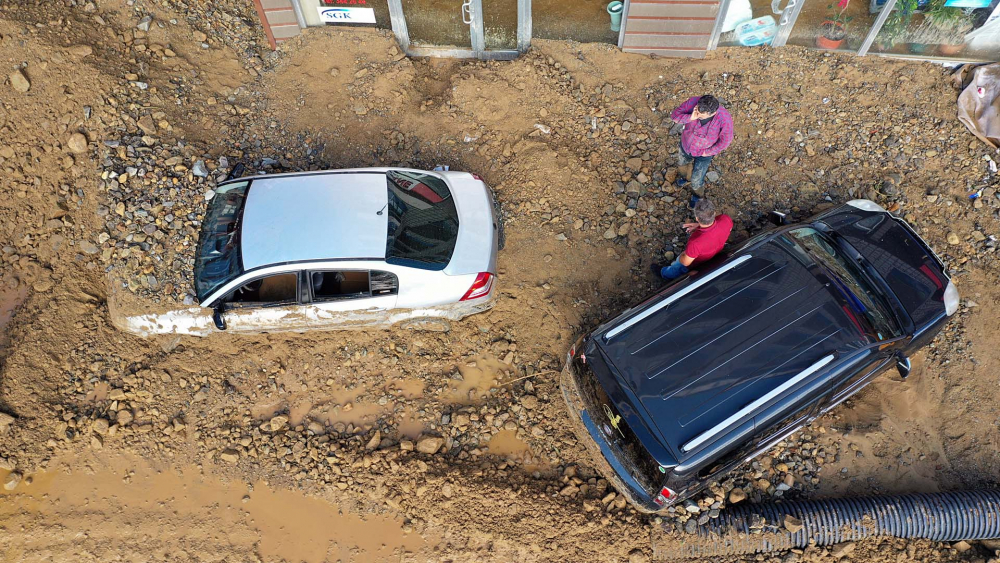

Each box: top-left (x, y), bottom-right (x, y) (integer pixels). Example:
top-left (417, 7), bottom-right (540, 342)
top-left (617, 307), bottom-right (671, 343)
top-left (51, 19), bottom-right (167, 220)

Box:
top-left (683, 222), bottom-right (699, 233)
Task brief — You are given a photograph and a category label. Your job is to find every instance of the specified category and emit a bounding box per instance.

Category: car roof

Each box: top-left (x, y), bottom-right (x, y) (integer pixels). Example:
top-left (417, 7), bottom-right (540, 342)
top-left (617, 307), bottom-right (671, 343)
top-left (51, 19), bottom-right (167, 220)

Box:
top-left (239, 171), bottom-right (389, 270)
top-left (594, 238), bottom-right (870, 458)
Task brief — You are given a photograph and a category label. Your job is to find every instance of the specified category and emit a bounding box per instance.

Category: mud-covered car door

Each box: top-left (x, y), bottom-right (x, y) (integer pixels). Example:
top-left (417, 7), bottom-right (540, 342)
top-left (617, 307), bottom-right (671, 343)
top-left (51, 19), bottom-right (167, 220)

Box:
top-left (302, 269), bottom-right (398, 323)
top-left (216, 270), bottom-right (310, 332)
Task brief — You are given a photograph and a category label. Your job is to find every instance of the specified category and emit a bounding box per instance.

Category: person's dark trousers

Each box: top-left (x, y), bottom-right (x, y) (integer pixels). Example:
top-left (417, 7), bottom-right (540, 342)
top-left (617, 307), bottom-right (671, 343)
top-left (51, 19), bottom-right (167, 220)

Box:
top-left (676, 143), bottom-right (713, 198)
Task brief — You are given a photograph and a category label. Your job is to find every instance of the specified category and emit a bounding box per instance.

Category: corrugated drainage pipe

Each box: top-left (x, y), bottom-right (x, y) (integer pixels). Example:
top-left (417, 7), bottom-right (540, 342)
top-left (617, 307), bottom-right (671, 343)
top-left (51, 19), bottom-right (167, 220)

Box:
top-left (657, 490), bottom-right (1000, 559)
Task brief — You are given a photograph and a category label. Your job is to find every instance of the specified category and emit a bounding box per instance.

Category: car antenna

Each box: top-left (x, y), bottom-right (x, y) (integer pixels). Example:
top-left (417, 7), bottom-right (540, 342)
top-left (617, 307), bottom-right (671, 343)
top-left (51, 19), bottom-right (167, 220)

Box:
top-left (376, 203), bottom-right (387, 215)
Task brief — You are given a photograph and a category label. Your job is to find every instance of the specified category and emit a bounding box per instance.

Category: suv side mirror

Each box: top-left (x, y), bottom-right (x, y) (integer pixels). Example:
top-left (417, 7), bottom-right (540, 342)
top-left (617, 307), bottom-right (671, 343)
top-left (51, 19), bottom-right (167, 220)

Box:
top-left (768, 211), bottom-right (788, 226)
top-left (212, 305), bottom-right (227, 331)
top-left (895, 354), bottom-right (911, 379)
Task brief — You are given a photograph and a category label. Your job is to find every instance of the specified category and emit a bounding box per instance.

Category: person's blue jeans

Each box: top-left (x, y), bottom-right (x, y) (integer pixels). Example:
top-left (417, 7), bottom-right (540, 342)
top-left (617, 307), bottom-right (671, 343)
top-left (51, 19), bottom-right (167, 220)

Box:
top-left (677, 143), bottom-right (713, 197)
top-left (659, 259), bottom-right (689, 280)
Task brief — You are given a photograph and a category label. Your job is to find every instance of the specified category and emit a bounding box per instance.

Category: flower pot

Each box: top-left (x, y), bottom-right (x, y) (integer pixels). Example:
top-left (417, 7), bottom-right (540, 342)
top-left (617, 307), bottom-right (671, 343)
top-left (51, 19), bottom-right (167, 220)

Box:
top-left (816, 21), bottom-right (846, 49)
top-left (938, 42), bottom-right (965, 56)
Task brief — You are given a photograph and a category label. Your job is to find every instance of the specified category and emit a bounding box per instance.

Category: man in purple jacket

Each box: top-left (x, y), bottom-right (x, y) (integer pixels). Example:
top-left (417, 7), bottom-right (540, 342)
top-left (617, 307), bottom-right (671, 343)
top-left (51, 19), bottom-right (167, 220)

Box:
top-left (670, 95), bottom-right (734, 206)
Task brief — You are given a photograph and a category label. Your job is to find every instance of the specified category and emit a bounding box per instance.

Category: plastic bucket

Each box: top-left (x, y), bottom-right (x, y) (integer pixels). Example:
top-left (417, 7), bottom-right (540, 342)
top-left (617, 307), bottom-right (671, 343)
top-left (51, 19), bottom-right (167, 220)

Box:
top-left (607, 1), bottom-right (623, 32)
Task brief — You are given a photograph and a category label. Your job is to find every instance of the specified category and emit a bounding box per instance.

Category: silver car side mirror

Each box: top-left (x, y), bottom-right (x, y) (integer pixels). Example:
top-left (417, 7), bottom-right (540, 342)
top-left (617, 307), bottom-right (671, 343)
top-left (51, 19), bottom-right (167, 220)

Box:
top-left (896, 355), bottom-right (911, 379)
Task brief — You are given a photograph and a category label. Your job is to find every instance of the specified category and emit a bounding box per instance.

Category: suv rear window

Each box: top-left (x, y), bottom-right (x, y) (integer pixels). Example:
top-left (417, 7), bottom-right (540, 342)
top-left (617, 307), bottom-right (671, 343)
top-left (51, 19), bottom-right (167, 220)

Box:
top-left (385, 171), bottom-right (459, 270)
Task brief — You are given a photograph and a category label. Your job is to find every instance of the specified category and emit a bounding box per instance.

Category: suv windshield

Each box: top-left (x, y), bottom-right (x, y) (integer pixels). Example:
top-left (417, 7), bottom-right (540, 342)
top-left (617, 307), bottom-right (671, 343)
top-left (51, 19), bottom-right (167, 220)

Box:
top-left (194, 181), bottom-right (249, 302)
top-left (385, 170), bottom-right (459, 269)
top-left (784, 227), bottom-right (901, 341)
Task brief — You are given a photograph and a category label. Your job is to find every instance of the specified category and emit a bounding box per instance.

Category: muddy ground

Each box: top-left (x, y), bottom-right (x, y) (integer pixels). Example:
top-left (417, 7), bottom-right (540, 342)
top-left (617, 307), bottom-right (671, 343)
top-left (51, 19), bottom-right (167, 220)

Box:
top-left (1, 1), bottom-right (999, 562)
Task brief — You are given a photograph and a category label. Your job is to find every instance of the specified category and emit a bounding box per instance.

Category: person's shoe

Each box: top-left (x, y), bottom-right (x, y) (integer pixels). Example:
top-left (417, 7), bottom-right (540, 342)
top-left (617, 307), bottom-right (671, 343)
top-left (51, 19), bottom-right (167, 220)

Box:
top-left (650, 263), bottom-right (664, 278)
top-left (688, 194), bottom-right (701, 209)
top-left (675, 177), bottom-right (689, 188)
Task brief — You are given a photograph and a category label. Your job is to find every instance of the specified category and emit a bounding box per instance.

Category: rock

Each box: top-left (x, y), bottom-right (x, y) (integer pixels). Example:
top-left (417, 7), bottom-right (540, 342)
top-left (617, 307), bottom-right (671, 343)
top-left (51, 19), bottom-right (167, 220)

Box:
top-left (953, 540), bottom-right (972, 553)
top-left (9, 70), bottom-right (30, 93)
top-left (116, 410), bottom-right (134, 426)
top-left (728, 487), bottom-right (747, 504)
top-left (192, 160), bottom-right (209, 178)
top-left (68, 45), bottom-right (93, 58)
top-left (625, 157), bottom-right (643, 171)
top-left (415, 435), bottom-right (444, 454)
top-left (946, 232), bottom-right (960, 245)
top-left (603, 228), bottom-right (617, 239)
top-left (137, 115), bottom-right (157, 136)
top-left (91, 434), bottom-right (103, 449)
top-left (194, 30), bottom-right (208, 42)
top-left (684, 518), bottom-right (698, 534)
top-left (366, 430), bottom-right (381, 450)
top-left (628, 549), bottom-right (650, 563)
top-left (269, 415), bottom-right (288, 431)
top-left (219, 449), bottom-right (240, 463)
top-left (79, 240), bottom-right (99, 255)
top-left (3, 472), bottom-right (22, 491)
top-left (783, 514), bottom-right (804, 533)
top-left (68, 133), bottom-right (88, 154)
top-left (706, 170), bottom-right (721, 183)
top-left (399, 440), bottom-right (414, 451)
top-left (92, 418), bottom-right (110, 435)
top-left (137, 15), bottom-right (153, 31)
top-left (830, 542), bottom-right (856, 558)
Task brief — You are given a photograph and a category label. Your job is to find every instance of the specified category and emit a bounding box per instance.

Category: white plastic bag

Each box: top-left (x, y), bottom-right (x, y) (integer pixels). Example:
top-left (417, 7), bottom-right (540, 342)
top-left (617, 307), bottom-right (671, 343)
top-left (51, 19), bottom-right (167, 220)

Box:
top-left (721, 0), bottom-right (753, 33)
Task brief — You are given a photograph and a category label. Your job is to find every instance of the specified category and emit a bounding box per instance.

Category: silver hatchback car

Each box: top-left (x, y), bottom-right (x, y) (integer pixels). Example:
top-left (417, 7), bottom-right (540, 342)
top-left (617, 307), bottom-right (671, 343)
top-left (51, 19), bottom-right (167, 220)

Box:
top-left (118, 168), bottom-right (502, 336)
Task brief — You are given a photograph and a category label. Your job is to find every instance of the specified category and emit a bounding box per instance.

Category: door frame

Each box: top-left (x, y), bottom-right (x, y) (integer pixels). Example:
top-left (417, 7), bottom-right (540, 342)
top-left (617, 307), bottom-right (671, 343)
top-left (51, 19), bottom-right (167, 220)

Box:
top-left (387, 0), bottom-right (532, 60)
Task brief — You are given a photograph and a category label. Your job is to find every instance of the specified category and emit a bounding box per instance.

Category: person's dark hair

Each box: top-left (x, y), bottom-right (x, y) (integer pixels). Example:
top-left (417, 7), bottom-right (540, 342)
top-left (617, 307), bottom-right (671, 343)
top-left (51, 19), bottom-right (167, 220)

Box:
top-left (696, 95), bottom-right (720, 115)
top-left (693, 198), bottom-right (717, 225)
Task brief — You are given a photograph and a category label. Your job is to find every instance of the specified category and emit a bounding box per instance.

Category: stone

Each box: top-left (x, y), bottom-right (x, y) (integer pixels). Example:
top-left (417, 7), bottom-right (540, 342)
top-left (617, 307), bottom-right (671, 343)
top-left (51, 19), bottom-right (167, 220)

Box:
top-left (3, 472), bottom-right (22, 491)
top-left (92, 418), bottom-right (110, 435)
top-left (192, 160), bottom-right (209, 178)
top-left (366, 430), bottom-right (381, 450)
top-left (137, 15), bottom-right (153, 31)
top-left (269, 415), bottom-right (288, 431)
top-left (9, 70), bottom-right (30, 93)
top-left (728, 487), bottom-right (747, 504)
top-left (137, 115), bottom-right (157, 136)
top-left (68, 133), bottom-right (88, 154)
top-left (219, 449), bottom-right (240, 463)
top-left (830, 542), bottom-right (855, 558)
top-left (415, 435), bottom-right (444, 454)
top-left (79, 240), bottom-right (99, 255)
top-left (706, 170), bottom-right (721, 183)
top-left (953, 540), bottom-right (972, 553)
top-left (628, 549), bottom-right (650, 563)
top-left (116, 410), bottom-right (134, 426)
top-left (946, 232), bottom-right (960, 245)
top-left (783, 514), bottom-right (804, 533)
top-left (625, 157), bottom-right (643, 171)
top-left (68, 45), bottom-right (93, 58)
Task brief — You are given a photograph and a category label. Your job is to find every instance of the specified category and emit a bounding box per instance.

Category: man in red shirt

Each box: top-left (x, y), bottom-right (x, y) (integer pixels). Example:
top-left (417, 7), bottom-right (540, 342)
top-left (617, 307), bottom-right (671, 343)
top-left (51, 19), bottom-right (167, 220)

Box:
top-left (652, 198), bottom-right (733, 280)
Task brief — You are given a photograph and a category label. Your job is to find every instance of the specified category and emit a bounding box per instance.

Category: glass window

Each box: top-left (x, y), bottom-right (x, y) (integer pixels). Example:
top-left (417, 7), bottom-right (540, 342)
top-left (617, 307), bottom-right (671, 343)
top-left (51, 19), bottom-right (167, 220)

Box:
top-left (717, 0), bottom-right (783, 47)
top-left (868, 0), bottom-right (999, 61)
top-left (533, 0), bottom-right (619, 43)
top-left (225, 273), bottom-right (299, 307)
top-left (785, 0), bottom-right (886, 52)
top-left (311, 271), bottom-right (370, 301)
top-left (195, 181), bottom-right (249, 302)
top-left (783, 227), bottom-right (903, 341)
top-left (385, 171), bottom-right (459, 269)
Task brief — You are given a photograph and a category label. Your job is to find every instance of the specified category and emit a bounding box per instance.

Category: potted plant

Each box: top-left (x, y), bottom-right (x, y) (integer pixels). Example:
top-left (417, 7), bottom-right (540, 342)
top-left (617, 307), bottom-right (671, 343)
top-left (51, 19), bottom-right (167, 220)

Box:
top-left (875, 0), bottom-right (917, 51)
top-left (818, 0), bottom-right (853, 49)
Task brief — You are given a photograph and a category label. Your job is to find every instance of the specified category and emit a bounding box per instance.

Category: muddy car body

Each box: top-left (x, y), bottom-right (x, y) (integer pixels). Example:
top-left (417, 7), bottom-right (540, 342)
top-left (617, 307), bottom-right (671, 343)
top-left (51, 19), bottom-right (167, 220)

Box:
top-left (117, 168), bottom-right (501, 336)
top-left (561, 200), bottom-right (957, 512)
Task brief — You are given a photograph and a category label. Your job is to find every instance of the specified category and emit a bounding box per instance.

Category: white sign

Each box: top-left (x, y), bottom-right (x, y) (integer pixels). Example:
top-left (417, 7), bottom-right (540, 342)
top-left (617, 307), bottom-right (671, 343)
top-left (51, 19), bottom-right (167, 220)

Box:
top-left (317, 7), bottom-right (376, 24)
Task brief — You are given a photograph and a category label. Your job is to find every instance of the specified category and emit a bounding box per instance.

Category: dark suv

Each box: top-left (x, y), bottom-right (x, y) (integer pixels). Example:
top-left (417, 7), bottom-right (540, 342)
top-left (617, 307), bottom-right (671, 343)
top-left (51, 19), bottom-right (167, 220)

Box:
top-left (561, 200), bottom-right (958, 513)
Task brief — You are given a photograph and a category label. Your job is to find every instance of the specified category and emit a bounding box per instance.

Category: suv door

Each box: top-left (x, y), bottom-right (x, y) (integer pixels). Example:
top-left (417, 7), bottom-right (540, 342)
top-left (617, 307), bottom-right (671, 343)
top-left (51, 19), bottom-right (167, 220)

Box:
top-left (821, 348), bottom-right (894, 414)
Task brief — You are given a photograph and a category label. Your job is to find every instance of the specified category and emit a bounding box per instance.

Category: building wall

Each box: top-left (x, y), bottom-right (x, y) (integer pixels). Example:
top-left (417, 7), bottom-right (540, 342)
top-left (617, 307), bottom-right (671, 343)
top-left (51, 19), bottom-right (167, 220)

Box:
top-left (620, 0), bottom-right (721, 58)
top-left (252, 0), bottom-right (303, 49)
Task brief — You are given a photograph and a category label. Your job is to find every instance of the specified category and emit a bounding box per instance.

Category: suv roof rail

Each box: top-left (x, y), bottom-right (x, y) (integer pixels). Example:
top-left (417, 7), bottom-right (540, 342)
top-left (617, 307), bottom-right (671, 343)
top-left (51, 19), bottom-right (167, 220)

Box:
top-left (604, 255), bottom-right (753, 342)
top-left (680, 354), bottom-right (835, 453)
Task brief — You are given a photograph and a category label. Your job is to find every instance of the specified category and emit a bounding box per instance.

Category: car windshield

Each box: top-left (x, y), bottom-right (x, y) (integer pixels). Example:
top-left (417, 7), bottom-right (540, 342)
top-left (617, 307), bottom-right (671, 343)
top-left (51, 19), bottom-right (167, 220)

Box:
top-left (385, 170), bottom-right (459, 269)
top-left (194, 181), bottom-right (249, 302)
top-left (784, 227), bottom-right (902, 341)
